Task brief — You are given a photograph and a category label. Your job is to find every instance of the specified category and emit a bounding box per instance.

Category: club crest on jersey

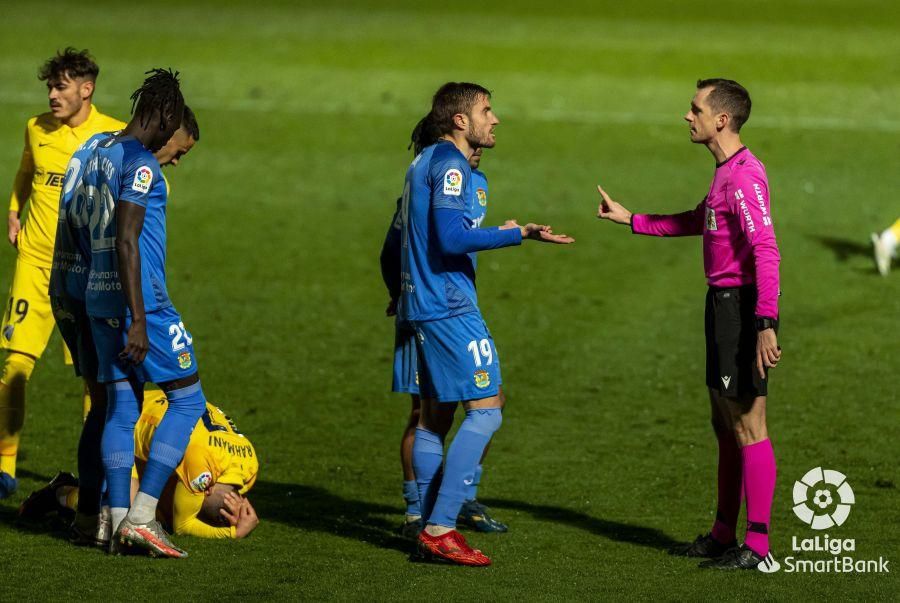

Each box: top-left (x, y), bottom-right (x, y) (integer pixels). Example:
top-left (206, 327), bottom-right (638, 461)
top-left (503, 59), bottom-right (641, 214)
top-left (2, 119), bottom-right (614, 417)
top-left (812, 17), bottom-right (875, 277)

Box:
top-left (132, 166), bottom-right (153, 193)
top-left (3, 325), bottom-right (14, 341)
top-left (443, 169), bottom-right (463, 196)
top-left (706, 207), bottom-right (717, 231)
top-left (178, 351), bottom-right (193, 369)
top-left (474, 370), bottom-right (491, 389)
top-left (476, 187), bottom-right (487, 207)
top-left (190, 471), bottom-right (213, 492)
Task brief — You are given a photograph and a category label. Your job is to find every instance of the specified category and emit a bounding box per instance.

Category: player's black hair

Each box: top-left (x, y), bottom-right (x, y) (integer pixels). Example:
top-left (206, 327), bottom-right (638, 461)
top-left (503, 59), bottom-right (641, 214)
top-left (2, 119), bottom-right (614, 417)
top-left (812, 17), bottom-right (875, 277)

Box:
top-left (130, 68), bottom-right (184, 132)
top-left (38, 47), bottom-right (100, 83)
top-left (181, 105), bottom-right (200, 141)
top-left (408, 112), bottom-right (441, 156)
top-left (696, 78), bottom-right (751, 132)
top-left (430, 82), bottom-right (491, 135)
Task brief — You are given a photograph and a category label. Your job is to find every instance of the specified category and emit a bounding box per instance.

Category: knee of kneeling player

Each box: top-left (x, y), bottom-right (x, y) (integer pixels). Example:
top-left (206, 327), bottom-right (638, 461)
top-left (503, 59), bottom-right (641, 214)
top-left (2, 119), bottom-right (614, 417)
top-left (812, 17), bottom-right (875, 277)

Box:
top-left (1, 353), bottom-right (35, 387)
top-left (462, 407), bottom-right (502, 437)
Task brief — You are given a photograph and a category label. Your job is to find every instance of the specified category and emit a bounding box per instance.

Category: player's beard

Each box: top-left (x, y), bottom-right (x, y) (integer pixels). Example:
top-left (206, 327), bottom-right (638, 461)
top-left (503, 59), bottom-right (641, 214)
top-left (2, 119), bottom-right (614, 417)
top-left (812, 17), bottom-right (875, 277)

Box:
top-left (468, 123), bottom-right (495, 149)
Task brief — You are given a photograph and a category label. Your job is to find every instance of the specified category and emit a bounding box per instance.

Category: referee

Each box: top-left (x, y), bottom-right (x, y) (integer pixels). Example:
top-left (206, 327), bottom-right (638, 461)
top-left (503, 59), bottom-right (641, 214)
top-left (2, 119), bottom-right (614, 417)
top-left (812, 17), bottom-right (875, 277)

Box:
top-left (596, 79), bottom-right (781, 570)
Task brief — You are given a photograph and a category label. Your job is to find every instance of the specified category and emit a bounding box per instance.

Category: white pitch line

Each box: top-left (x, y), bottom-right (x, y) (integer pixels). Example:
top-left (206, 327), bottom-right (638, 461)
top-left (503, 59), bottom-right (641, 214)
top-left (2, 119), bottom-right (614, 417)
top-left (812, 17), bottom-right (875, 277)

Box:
top-left (0, 91), bottom-right (898, 133)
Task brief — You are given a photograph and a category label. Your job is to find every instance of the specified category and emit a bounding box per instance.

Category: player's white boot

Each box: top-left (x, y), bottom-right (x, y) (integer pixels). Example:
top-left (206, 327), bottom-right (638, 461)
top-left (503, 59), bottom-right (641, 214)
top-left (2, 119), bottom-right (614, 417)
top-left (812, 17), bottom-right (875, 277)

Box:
top-left (115, 518), bottom-right (188, 558)
top-left (871, 232), bottom-right (892, 276)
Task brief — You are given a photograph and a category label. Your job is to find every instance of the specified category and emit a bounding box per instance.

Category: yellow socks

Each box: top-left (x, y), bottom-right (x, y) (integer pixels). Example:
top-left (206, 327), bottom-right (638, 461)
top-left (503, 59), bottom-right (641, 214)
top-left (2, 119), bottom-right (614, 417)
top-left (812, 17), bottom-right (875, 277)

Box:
top-left (0, 352), bottom-right (36, 477)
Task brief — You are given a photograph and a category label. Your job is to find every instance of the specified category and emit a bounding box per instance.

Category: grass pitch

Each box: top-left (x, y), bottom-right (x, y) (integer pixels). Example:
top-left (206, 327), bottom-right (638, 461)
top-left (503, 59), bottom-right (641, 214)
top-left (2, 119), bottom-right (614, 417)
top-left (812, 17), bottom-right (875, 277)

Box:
top-left (0, 1), bottom-right (898, 599)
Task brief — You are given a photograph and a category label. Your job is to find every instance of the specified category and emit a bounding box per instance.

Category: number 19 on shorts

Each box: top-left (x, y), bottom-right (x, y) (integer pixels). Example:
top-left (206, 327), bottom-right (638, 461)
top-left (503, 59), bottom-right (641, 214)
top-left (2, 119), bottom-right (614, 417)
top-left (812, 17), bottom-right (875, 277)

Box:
top-left (467, 338), bottom-right (493, 367)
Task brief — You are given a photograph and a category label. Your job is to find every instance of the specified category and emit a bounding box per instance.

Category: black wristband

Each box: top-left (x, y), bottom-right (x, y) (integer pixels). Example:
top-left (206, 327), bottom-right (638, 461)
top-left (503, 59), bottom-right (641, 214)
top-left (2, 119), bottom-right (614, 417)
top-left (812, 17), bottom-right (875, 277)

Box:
top-left (756, 317), bottom-right (778, 331)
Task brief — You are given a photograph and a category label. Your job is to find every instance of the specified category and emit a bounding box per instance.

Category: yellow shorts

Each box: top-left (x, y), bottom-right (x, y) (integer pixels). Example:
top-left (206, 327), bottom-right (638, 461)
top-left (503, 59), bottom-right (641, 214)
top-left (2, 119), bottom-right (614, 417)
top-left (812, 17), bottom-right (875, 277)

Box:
top-left (1, 256), bottom-right (72, 363)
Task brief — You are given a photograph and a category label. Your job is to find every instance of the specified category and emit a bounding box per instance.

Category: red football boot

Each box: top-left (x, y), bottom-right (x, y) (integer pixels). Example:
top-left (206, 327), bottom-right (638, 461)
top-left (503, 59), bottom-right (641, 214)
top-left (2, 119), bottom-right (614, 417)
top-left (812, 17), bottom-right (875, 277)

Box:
top-left (417, 529), bottom-right (491, 566)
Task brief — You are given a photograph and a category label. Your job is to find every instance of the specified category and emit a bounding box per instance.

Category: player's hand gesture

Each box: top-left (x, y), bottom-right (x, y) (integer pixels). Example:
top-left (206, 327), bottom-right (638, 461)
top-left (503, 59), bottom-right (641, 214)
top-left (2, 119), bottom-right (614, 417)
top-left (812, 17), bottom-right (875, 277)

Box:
top-left (506, 220), bottom-right (574, 244)
top-left (8, 211), bottom-right (20, 247)
top-left (120, 318), bottom-right (149, 365)
top-left (756, 328), bottom-right (781, 379)
top-left (596, 185), bottom-right (633, 226)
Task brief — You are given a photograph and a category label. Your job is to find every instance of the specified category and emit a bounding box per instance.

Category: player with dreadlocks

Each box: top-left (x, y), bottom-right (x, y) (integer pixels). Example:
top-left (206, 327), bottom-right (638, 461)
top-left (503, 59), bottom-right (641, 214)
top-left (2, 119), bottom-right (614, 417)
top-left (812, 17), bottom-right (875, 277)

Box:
top-left (74, 68), bottom-right (208, 558)
top-left (381, 113), bottom-right (509, 540)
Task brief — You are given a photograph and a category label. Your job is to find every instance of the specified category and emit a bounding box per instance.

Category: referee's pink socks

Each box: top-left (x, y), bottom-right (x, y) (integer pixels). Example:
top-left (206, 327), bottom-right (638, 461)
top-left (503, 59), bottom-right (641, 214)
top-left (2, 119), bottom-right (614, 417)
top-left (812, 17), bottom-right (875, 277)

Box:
top-left (711, 430), bottom-right (742, 544)
top-left (741, 438), bottom-right (777, 556)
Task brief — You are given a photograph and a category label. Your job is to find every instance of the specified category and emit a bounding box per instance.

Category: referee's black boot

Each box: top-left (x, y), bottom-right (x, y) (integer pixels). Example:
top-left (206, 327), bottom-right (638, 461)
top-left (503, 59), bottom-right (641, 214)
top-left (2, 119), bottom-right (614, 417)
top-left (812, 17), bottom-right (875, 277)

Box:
top-left (669, 532), bottom-right (736, 558)
top-left (698, 544), bottom-right (766, 570)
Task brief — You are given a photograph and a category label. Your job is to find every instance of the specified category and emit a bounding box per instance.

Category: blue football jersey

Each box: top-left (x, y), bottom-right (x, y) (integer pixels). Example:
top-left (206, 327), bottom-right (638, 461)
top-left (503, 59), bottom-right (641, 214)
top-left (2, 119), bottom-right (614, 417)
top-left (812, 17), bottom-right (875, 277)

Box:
top-left (50, 132), bottom-right (112, 301)
top-left (468, 169), bottom-right (489, 269)
top-left (399, 140), bottom-right (480, 321)
top-left (82, 136), bottom-right (171, 318)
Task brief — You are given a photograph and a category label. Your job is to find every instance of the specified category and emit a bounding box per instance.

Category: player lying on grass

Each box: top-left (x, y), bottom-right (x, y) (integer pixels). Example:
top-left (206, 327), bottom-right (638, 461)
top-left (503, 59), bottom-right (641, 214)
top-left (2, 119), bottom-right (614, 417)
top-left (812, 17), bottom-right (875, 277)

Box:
top-left (382, 114), bottom-right (507, 538)
top-left (50, 105), bottom-right (199, 548)
top-left (400, 82), bottom-right (573, 566)
top-left (871, 218), bottom-right (900, 276)
top-left (0, 48), bottom-right (124, 499)
top-left (20, 389), bottom-right (259, 541)
top-left (596, 78), bottom-right (781, 570)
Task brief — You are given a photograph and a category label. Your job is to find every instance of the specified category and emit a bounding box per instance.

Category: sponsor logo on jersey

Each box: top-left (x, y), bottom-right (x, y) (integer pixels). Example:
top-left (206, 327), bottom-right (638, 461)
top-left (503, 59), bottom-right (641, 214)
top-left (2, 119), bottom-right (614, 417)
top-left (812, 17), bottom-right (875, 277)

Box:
top-left (721, 375), bottom-right (732, 389)
top-left (474, 369), bottom-right (491, 389)
top-left (706, 207), bottom-right (717, 231)
top-left (105, 318), bottom-right (120, 328)
top-left (132, 166), bottom-right (153, 193)
top-left (44, 172), bottom-right (65, 187)
top-left (178, 351), bottom-right (193, 369)
top-left (190, 471), bottom-right (213, 492)
top-left (740, 199), bottom-right (756, 233)
top-left (476, 187), bottom-right (487, 206)
top-left (753, 182), bottom-right (772, 226)
top-left (443, 169), bottom-right (463, 196)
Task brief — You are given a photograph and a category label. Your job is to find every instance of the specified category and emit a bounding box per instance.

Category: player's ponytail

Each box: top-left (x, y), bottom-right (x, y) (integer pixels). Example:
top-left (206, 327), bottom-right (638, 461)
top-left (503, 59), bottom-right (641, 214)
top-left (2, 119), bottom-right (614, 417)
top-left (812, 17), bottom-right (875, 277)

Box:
top-left (408, 112), bottom-right (441, 156)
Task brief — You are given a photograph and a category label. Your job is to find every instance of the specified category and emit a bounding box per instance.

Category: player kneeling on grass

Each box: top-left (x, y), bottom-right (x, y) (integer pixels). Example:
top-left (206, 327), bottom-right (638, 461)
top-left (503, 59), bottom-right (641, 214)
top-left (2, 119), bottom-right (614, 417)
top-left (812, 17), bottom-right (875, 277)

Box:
top-left (20, 389), bottom-right (259, 541)
top-left (400, 83), bottom-right (573, 567)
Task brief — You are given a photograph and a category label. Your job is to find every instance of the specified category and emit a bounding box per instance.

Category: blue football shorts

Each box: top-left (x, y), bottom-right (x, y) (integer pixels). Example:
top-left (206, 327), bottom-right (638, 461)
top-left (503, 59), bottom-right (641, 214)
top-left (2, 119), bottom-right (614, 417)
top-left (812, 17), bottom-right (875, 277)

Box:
top-left (392, 321), bottom-right (420, 395)
top-left (51, 295), bottom-right (97, 380)
top-left (89, 305), bottom-right (198, 384)
top-left (409, 312), bottom-right (501, 402)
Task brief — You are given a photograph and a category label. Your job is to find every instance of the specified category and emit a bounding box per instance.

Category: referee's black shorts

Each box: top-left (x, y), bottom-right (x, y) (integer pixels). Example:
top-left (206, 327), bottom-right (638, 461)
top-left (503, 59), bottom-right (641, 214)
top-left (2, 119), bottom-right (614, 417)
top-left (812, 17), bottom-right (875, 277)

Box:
top-left (705, 285), bottom-right (776, 398)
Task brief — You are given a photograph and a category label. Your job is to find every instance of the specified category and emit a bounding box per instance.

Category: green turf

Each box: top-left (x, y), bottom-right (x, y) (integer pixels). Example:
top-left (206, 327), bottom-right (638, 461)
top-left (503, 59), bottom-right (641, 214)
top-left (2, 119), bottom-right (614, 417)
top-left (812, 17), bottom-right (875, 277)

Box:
top-left (0, 1), bottom-right (898, 599)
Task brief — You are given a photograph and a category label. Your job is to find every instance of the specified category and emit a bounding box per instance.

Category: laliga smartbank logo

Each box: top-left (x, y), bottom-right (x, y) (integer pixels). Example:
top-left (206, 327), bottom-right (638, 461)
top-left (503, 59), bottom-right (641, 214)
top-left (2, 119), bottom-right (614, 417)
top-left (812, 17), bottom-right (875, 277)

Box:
top-left (757, 467), bottom-right (890, 574)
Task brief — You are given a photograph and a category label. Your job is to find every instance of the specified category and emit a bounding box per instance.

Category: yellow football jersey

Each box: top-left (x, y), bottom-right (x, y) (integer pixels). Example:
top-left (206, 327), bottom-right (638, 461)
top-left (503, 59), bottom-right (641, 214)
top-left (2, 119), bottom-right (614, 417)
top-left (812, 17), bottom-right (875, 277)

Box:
top-left (135, 391), bottom-right (259, 496)
top-left (8, 105), bottom-right (125, 268)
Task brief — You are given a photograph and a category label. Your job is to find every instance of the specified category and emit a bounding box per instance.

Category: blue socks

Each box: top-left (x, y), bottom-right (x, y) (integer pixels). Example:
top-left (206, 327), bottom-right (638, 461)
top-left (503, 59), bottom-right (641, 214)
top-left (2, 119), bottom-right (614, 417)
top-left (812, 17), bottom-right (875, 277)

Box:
top-left (429, 408), bottom-right (501, 528)
top-left (467, 464), bottom-right (483, 501)
top-left (412, 427), bottom-right (444, 522)
top-left (403, 479), bottom-right (421, 518)
top-left (139, 381), bottom-right (205, 499)
top-left (101, 381), bottom-right (140, 509)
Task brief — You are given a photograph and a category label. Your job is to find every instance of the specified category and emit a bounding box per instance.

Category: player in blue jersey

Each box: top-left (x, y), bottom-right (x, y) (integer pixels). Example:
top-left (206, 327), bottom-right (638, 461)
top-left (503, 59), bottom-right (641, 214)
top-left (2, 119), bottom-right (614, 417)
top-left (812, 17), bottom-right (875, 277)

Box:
top-left (76, 69), bottom-right (207, 558)
top-left (401, 83), bottom-right (574, 566)
top-left (382, 115), bottom-right (508, 538)
top-left (49, 106), bottom-right (199, 547)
